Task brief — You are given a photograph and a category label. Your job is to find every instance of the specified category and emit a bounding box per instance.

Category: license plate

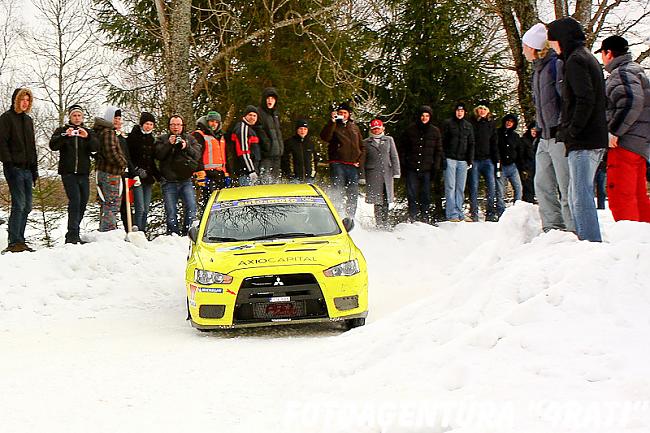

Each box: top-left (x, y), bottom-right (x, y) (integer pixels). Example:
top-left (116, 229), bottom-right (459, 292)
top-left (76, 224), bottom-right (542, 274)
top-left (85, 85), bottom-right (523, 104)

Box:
top-left (253, 301), bottom-right (305, 319)
top-left (266, 302), bottom-right (296, 317)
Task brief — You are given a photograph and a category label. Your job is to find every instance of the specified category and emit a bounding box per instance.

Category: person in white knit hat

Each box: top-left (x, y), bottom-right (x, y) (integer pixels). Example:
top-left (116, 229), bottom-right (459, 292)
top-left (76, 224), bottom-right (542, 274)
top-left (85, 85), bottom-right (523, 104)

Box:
top-left (522, 23), bottom-right (574, 234)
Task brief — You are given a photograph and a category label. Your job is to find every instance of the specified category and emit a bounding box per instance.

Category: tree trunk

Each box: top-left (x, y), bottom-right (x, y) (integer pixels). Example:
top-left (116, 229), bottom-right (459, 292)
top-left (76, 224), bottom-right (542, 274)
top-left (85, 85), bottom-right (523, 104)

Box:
top-left (155, 0), bottom-right (194, 127)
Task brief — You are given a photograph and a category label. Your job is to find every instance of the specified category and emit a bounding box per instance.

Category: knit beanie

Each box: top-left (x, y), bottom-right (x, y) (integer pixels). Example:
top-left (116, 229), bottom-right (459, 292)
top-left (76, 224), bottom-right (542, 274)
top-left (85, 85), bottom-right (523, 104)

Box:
top-left (523, 23), bottom-right (548, 50)
top-left (139, 111), bottom-right (156, 126)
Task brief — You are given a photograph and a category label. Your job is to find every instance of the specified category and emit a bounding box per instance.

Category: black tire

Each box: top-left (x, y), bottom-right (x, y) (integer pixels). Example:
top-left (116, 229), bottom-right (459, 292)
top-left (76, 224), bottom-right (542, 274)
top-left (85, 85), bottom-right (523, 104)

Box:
top-left (345, 318), bottom-right (365, 330)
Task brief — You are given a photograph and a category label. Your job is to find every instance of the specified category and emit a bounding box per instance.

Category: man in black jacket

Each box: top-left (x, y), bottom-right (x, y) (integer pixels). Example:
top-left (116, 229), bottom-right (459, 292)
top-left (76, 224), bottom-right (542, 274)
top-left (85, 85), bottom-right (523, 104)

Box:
top-left (442, 103), bottom-right (475, 222)
top-left (0, 88), bottom-right (38, 253)
top-left (469, 101), bottom-right (499, 222)
top-left (548, 17), bottom-right (608, 242)
top-left (495, 114), bottom-right (523, 217)
top-left (400, 106), bottom-right (442, 223)
top-left (155, 115), bottom-right (202, 235)
top-left (282, 119), bottom-right (317, 183)
top-left (257, 87), bottom-right (284, 184)
top-left (49, 104), bottom-right (99, 244)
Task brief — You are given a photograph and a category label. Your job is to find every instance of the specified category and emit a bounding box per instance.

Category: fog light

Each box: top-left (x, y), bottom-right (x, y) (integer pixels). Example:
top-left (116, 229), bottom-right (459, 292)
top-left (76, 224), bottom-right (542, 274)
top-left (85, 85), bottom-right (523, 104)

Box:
top-left (334, 295), bottom-right (359, 311)
top-left (199, 305), bottom-right (226, 319)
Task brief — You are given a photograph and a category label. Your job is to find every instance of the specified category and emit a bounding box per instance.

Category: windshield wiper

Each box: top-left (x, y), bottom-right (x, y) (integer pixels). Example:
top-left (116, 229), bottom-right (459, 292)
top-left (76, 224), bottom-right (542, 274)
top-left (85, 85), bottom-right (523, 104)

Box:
top-left (248, 232), bottom-right (317, 241)
top-left (207, 236), bottom-right (242, 242)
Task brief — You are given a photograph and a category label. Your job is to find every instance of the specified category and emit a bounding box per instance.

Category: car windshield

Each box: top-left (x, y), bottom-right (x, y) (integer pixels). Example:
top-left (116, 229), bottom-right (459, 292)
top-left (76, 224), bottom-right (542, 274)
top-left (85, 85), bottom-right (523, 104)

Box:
top-left (203, 196), bottom-right (341, 242)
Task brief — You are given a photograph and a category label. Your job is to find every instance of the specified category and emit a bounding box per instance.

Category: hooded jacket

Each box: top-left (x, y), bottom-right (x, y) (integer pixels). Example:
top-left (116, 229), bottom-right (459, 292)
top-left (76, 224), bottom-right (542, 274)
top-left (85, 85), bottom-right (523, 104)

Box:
top-left (532, 50), bottom-right (563, 140)
top-left (604, 53), bottom-right (650, 161)
top-left (400, 106), bottom-right (443, 172)
top-left (0, 88), bottom-right (37, 171)
top-left (497, 114), bottom-right (522, 166)
top-left (127, 124), bottom-right (160, 184)
top-left (49, 123), bottom-right (99, 175)
top-left (257, 87), bottom-right (284, 158)
top-left (547, 17), bottom-right (608, 152)
top-left (94, 106), bottom-right (128, 175)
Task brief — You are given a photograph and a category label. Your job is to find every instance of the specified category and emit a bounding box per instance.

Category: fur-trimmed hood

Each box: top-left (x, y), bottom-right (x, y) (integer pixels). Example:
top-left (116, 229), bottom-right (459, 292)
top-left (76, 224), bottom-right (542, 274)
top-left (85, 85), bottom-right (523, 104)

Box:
top-left (12, 88), bottom-right (33, 114)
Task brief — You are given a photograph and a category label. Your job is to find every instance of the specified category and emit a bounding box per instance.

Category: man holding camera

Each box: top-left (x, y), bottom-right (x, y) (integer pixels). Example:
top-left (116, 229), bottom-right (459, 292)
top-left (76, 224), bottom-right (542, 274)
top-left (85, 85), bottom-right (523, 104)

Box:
top-left (320, 102), bottom-right (365, 219)
top-left (49, 104), bottom-right (99, 244)
top-left (155, 115), bottom-right (201, 235)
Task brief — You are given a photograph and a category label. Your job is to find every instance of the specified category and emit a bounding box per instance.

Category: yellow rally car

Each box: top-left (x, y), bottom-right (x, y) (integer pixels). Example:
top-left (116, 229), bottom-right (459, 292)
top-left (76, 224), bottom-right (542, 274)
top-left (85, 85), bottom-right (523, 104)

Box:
top-left (186, 183), bottom-right (368, 330)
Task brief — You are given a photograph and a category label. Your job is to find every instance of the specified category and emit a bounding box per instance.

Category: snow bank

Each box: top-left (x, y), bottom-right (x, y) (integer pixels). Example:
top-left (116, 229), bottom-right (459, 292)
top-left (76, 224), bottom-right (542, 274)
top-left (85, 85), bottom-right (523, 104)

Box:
top-left (1, 203), bottom-right (649, 433)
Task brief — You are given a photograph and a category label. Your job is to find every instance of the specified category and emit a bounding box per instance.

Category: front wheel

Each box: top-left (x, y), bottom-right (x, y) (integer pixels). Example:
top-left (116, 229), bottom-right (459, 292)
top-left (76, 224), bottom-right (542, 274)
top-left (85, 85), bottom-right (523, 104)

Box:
top-left (345, 318), bottom-right (365, 330)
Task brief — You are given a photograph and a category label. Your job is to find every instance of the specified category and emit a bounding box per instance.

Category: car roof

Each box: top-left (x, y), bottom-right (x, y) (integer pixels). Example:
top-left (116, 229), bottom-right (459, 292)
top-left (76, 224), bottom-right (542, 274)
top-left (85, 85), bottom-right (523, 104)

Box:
top-left (216, 184), bottom-right (322, 201)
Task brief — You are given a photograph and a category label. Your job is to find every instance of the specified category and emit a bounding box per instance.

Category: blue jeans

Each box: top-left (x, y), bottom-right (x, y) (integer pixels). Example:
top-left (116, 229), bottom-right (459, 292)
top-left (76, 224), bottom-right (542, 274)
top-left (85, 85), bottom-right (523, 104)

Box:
top-left (469, 159), bottom-right (496, 220)
top-left (133, 183), bottom-right (153, 232)
top-left (61, 174), bottom-right (89, 241)
top-left (161, 180), bottom-right (197, 235)
top-left (496, 163), bottom-right (523, 216)
top-left (594, 166), bottom-right (607, 209)
top-left (405, 170), bottom-right (431, 221)
top-left (330, 163), bottom-right (359, 219)
top-left (444, 158), bottom-right (468, 220)
top-left (3, 163), bottom-right (33, 245)
top-left (568, 149), bottom-right (604, 242)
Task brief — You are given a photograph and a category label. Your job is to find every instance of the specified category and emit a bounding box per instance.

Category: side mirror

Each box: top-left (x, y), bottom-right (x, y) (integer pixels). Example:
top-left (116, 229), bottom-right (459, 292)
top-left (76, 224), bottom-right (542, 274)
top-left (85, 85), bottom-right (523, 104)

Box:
top-left (342, 217), bottom-right (354, 232)
top-left (188, 225), bottom-right (199, 243)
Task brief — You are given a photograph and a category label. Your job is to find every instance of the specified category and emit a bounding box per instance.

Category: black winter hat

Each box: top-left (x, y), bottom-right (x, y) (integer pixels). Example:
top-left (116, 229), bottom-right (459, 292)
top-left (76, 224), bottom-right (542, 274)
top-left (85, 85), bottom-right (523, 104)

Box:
top-left (595, 35), bottom-right (629, 54)
top-left (476, 99), bottom-right (490, 110)
top-left (337, 101), bottom-right (353, 113)
top-left (503, 113), bottom-right (519, 128)
top-left (419, 105), bottom-right (433, 116)
top-left (139, 112), bottom-right (156, 126)
top-left (67, 104), bottom-right (84, 116)
top-left (455, 102), bottom-right (467, 111)
top-left (114, 109), bottom-right (122, 118)
top-left (295, 119), bottom-right (309, 129)
top-left (244, 105), bottom-right (258, 116)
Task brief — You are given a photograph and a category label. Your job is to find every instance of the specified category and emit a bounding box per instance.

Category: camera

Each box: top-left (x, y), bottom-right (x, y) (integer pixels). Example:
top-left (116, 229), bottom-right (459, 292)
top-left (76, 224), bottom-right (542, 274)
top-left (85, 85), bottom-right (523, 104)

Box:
top-left (70, 129), bottom-right (80, 136)
top-left (334, 114), bottom-right (344, 121)
top-left (174, 135), bottom-right (184, 149)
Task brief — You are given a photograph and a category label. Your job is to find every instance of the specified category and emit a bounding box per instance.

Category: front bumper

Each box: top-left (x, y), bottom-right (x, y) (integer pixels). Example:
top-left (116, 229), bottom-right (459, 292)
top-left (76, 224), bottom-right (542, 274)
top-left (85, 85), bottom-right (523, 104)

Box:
top-left (186, 268), bottom-right (368, 329)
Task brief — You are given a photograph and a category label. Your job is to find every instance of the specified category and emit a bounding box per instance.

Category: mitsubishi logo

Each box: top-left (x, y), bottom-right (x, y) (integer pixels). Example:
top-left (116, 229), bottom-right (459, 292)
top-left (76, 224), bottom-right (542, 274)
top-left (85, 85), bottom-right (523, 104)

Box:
top-left (273, 276), bottom-right (284, 286)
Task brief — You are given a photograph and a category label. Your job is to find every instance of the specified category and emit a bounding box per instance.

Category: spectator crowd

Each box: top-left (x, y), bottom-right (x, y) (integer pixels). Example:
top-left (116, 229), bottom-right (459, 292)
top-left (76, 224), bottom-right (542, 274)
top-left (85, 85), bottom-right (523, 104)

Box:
top-left (1, 18), bottom-right (649, 253)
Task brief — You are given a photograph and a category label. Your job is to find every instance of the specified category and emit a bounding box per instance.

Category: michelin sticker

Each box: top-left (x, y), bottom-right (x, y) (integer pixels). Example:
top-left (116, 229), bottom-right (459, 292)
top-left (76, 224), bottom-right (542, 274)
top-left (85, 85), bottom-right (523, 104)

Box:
top-left (198, 287), bottom-right (224, 294)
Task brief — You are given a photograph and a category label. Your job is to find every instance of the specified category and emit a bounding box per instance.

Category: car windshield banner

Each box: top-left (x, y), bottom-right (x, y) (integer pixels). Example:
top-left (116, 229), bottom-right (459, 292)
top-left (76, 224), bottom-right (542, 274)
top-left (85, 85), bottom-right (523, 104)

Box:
top-left (212, 196), bottom-right (326, 211)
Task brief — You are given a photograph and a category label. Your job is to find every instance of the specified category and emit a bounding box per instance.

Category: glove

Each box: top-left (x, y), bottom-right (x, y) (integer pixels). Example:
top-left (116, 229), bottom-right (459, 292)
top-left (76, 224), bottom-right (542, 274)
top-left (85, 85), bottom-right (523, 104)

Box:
top-left (496, 162), bottom-right (502, 178)
top-left (393, 174), bottom-right (400, 179)
top-left (224, 176), bottom-right (232, 187)
top-left (249, 172), bottom-right (258, 185)
top-left (134, 167), bottom-right (147, 179)
top-left (3, 162), bottom-right (13, 170)
top-left (133, 176), bottom-right (142, 187)
top-left (194, 170), bottom-right (206, 186)
top-left (467, 162), bottom-right (473, 170)
top-left (358, 178), bottom-right (366, 185)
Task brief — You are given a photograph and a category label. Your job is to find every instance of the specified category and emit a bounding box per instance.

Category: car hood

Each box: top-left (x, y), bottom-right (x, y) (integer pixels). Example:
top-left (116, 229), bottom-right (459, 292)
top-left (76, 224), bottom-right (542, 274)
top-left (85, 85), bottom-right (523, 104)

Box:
top-left (193, 235), bottom-right (354, 274)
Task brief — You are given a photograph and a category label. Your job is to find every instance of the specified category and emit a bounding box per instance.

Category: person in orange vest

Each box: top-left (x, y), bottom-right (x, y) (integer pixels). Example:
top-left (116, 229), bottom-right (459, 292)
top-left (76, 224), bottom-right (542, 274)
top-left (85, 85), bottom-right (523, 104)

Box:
top-left (192, 111), bottom-right (230, 211)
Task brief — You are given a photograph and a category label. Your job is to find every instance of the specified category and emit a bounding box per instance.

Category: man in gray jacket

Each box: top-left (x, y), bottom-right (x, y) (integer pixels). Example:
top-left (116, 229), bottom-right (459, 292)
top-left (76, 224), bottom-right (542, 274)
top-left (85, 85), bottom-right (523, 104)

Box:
top-left (599, 35), bottom-right (650, 222)
top-left (522, 23), bottom-right (573, 233)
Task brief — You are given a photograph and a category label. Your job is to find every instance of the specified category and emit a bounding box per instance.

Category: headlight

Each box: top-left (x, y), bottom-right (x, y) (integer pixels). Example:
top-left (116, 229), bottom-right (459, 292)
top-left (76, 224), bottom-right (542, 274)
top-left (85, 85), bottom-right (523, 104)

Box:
top-left (323, 259), bottom-right (360, 277)
top-left (194, 269), bottom-right (233, 285)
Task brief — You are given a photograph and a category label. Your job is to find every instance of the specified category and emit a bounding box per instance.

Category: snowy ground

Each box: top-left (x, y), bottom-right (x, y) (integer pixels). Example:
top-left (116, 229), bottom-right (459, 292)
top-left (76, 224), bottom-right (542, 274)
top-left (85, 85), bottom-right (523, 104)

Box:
top-left (1, 202), bottom-right (650, 433)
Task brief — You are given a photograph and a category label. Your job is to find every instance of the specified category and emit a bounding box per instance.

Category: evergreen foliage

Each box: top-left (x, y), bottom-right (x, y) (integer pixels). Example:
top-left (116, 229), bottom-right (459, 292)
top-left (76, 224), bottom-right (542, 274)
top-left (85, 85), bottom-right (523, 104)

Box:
top-left (369, 0), bottom-right (510, 128)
